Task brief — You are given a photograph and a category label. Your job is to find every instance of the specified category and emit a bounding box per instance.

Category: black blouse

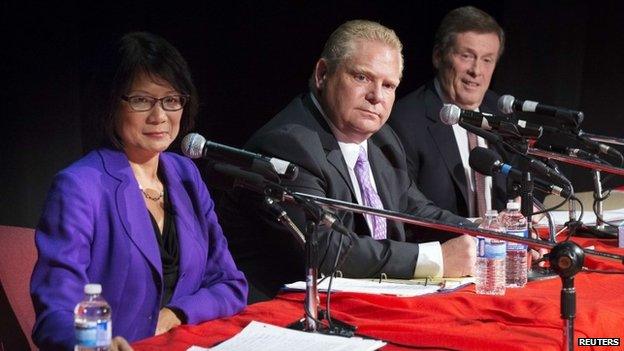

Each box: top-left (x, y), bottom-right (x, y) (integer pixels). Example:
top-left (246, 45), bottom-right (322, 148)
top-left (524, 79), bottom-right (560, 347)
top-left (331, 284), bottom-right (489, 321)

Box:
top-left (148, 191), bottom-right (180, 308)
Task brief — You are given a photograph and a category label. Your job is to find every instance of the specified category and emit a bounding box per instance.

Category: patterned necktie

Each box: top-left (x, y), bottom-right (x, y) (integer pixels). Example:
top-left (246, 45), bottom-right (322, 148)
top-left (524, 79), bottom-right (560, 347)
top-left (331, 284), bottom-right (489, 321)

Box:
top-left (354, 147), bottom-right (387, 240)
top-left (468, 132), bottom-right (487, 217)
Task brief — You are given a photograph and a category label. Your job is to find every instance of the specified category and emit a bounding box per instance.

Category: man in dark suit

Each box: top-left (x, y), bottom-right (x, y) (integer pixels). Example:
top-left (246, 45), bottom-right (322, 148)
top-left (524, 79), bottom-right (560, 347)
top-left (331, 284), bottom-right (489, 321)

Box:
top-left (219, 20), bottom-right (476, 303)
top-left (389, 6), bottom-right (509, 218)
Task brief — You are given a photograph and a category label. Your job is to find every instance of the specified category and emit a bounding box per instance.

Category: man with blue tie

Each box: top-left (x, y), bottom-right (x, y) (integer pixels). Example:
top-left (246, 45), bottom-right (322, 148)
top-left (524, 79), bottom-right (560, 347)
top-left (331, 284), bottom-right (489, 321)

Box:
top-left (220, 20), bottom-right (476, 303)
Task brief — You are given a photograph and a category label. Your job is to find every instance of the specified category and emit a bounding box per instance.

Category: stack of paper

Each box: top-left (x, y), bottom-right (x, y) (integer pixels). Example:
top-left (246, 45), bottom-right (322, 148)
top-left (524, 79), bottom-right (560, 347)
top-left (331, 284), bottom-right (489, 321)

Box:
top-left (284, 276), bottom-right (474, 297)
top-left (190, 321), bottom-right (386, 351)
top-left (539, 208), bottom-right (624, 226)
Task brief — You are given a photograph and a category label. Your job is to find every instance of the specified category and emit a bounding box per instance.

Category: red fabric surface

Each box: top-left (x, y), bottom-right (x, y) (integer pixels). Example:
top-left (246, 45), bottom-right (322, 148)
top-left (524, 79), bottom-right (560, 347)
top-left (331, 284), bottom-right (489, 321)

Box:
top-left (134, 238), bottom-right (624, 351)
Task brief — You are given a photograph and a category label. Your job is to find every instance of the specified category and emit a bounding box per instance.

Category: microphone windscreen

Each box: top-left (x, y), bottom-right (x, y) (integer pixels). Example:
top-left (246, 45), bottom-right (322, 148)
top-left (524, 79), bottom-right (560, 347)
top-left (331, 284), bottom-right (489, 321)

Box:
top-left (439, 104), bottom-right (461, 125)
top-left (182, 133), bottom-right (206, 159)
top-left (497, 95), bottom-right (515, 114)
top-left (469, 147), bottom-right (500, 176)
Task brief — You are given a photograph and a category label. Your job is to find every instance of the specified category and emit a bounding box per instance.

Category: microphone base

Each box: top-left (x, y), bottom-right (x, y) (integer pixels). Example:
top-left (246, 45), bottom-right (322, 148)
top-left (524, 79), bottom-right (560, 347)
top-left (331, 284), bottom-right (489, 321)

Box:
top-left (573, 225), bottom-right (618, 239)
top-left (288, 310), bottom-right (356, 338)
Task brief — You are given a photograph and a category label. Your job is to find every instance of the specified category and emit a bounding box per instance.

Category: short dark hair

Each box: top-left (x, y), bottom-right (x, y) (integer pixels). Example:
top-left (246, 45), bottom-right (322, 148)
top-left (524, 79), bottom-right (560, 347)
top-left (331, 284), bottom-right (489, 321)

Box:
top-left (91, 32), bottom-right (198, 149)
top-left (433, 6), bottom-right (505, 59)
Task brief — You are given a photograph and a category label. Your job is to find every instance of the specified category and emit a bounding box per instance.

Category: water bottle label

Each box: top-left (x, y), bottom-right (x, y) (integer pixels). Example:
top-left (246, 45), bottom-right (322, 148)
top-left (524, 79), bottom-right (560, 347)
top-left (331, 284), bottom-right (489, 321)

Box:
top-left (506, 229), bottom-right (528, 250)
top-left (484, 242), bottom-right (506, 259)
top-left (75, 320), bottom-right (111, 347)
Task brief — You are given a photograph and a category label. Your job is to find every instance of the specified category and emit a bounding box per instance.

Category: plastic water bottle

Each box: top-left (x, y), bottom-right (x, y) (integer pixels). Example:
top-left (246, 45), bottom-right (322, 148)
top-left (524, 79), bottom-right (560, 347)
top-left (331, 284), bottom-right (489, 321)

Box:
top-left (475, 210), bottom-right (506, 295)
top-left (618, 221), bottom-right (624, 248)
top-left (74, 284), bottom-right (112, 350)
top-left (500, 201), bottom-right (528, 288)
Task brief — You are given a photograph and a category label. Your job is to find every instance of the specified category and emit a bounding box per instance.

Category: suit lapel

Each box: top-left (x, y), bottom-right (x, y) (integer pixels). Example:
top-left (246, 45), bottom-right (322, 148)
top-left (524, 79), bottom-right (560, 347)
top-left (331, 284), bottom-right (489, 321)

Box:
top-left (424, 85), bottom-right (470, 210)
top-left (302, 94), bottom-right (357, 198)
top-left (100, 148), bottom-right (162, 278)
top-left (159, 154), bottom-right (205, 293)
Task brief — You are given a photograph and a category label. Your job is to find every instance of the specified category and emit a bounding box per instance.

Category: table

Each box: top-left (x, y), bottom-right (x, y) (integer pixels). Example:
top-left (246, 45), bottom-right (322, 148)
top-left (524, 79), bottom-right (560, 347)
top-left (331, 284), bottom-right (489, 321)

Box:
top-left (133, 237), bottom-right (624, 351)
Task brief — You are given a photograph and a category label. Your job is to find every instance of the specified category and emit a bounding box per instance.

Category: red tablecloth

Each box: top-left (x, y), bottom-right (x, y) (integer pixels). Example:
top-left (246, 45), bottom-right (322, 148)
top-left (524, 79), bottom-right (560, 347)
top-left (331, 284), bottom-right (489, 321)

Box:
top-left (133, 238), bottom-right (624, 351)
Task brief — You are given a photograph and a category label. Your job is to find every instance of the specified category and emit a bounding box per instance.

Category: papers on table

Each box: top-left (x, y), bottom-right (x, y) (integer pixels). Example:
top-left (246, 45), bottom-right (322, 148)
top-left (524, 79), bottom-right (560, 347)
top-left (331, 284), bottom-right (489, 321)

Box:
top-left (197, 321), bottom-right (386, 351)
top-left (284, 276), bottom-right (474, 297)
top-left (538, 208), bottom-right (624, 226)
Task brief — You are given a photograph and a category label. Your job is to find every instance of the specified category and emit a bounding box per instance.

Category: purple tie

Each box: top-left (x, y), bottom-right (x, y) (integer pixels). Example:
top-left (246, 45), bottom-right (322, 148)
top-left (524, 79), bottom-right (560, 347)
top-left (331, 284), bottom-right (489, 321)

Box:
top-left (354, 147), bottom-right (387, 240)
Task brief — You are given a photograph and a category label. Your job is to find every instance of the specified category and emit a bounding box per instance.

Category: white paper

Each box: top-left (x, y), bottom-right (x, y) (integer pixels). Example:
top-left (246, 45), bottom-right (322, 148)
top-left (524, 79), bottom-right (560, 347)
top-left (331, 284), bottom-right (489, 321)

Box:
top-left (284, 277), bottom-right (442, 297)
top-left (208, 321), bottom-right (386, 351)
top-left (538, 208), bottom-right (624, 226)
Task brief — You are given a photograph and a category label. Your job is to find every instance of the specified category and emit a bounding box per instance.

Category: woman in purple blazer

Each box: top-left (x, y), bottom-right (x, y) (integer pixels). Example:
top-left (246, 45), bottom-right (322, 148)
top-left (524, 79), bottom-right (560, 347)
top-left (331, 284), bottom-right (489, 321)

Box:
top-left (30, 32), bottom-right (248, 350)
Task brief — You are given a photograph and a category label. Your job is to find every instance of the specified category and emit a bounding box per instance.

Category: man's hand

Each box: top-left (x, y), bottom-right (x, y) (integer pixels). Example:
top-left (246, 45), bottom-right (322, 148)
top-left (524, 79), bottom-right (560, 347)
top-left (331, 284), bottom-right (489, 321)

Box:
top-left (441, 234), bottom-right (476, 277)
top-left (111, 336), bottom-right (133, 351)
top-left (155, 307), bottom-right (183, 335)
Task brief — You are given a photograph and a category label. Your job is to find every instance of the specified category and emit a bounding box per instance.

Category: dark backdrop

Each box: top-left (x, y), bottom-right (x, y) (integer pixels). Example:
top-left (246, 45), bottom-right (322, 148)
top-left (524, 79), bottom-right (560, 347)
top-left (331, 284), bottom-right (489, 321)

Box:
top-left (3, 0), bottom-right (623, 228)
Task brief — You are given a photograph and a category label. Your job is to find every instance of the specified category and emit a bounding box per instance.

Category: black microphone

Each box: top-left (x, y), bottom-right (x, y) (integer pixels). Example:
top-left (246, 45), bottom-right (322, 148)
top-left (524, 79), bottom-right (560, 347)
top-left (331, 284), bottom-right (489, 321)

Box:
top-left (577, 134), bottom-right (623, 159)
top-left (440, 103), bottom-right (543, 139)
top-left (498, 94), bottom-right (584, 126)
top-left (469, 147), bottom-right (573, 198)
top-left (182, 133), bottom-right (299, 180)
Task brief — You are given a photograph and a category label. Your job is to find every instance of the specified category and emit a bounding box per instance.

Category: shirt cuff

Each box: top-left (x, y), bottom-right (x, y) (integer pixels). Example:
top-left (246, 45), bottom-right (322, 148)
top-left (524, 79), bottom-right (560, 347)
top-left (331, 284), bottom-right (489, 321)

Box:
top-left (413, 241), bottom-right (443, 278)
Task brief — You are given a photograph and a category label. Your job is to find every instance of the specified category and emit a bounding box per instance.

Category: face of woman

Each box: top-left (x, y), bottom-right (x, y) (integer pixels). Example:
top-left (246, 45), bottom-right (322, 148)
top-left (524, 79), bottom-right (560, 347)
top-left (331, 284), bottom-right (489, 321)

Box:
top-left (115, 72), bottom-right (183, 160)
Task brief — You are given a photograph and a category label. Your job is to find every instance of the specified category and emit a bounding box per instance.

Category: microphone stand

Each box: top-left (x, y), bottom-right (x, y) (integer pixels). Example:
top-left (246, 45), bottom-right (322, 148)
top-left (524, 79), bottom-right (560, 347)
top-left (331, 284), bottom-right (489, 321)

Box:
top-left (528, 148), bottom-right (624, 176)
top-left (283, 194), bottom-right (356, 337)
top-left (215, 163), bottom-right (356, 336)
top-left (591, 170), bottom-right (618, 235)
top-left (528, 148), bottom-right (624, 237)
top-left (580, 132), bottom-right (624, 146)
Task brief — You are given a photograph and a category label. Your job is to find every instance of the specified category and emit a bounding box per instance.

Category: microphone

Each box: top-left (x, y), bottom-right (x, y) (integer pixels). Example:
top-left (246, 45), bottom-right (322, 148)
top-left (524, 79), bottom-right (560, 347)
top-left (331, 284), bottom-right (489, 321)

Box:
top-left (498, 94), bottom-right (584, 126)
top-left (440, 104), bottom-right (543, 139)
top-left (469, 147), bottom-right (572, 198)
top-left (182, 133), bottom-right (299, 180)
top-left (577, 134), bottom-right (623, 159)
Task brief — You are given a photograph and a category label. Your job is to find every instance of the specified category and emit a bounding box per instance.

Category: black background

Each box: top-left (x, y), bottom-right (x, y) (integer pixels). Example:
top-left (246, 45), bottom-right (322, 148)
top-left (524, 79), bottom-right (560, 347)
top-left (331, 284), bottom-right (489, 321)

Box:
top-left (2, 0), bottom-right (623, 228)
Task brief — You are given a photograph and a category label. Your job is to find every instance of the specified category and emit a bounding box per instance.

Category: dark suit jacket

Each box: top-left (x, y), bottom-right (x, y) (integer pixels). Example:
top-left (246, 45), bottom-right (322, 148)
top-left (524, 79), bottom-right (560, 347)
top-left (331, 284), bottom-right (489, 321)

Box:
top-left (31, 148), bottom-right (247, 349)
top-left (219, 93), bottom-right (473, 302)
top-left (389, 80), bottom-right (509, 217)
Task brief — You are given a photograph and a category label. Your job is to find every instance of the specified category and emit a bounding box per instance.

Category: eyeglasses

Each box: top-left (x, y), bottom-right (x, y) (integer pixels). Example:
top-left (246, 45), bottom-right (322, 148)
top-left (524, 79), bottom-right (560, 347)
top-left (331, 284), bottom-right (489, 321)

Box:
top-left (121, 95), bottom-right (189, 112)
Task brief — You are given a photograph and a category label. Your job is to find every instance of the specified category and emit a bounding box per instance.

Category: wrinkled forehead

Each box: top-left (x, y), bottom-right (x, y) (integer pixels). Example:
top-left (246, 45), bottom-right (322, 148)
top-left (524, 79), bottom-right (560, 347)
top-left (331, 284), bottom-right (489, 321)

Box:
top-left (339, 40), bottom-right (403, 80)
top-left (448, 31), bottom-right (502, 57)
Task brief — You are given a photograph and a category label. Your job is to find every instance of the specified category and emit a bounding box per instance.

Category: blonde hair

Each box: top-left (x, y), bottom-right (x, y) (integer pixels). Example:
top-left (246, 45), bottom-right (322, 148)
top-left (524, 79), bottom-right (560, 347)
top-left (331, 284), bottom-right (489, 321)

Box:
top-left (310, 20), bottom-right (404, 90)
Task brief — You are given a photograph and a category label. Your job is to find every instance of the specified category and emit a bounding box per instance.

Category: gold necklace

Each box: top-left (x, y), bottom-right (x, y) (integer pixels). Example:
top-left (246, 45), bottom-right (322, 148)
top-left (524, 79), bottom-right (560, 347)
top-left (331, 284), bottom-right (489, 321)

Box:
top-left (140, 187), bottom-right (164, 201)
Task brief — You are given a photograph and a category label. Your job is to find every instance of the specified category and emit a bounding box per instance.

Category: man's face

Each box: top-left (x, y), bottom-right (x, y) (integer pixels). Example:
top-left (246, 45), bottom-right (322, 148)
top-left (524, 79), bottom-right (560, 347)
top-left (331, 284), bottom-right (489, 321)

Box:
top-left (435, 31), bottom-right (500, 110)
top-left (315, 40), bottom-right (401, 143)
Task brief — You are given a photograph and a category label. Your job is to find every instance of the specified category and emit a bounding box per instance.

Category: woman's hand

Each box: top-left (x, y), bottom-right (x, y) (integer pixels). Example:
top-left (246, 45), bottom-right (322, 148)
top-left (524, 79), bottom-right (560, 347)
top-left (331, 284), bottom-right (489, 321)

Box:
top-left (111, 336), bottom-right (133, 351)
top-left (155, 307), bottom-right (183, 335)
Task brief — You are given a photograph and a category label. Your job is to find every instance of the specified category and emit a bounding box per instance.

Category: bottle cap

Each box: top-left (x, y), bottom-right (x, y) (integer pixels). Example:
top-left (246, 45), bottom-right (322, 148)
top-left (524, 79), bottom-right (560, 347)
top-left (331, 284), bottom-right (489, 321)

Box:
top-left (506, 201), bottom-right (521, 210)
top-left (84, 283), bottom-right (102, 295)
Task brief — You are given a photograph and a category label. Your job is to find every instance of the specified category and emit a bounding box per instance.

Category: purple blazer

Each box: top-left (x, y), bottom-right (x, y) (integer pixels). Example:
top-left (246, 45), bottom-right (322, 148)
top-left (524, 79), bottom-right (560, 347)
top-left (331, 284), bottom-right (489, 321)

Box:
top-left (30, 148), bottom-right (248, 350)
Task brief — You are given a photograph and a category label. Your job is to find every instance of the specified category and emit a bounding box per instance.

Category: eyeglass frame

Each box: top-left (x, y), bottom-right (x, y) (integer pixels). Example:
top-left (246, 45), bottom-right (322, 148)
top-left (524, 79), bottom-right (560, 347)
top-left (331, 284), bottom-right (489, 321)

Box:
top-left (120, 94), bottom-right (190, 112)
